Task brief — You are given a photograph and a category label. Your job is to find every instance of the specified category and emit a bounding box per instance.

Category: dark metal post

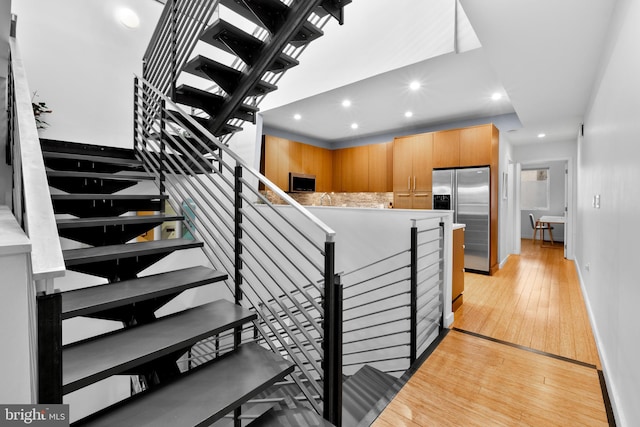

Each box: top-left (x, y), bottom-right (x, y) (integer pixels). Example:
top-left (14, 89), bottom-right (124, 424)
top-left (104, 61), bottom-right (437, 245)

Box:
top-left (170, 0), bottom-right (178, 99)
top-left (410, 224), bottom-right (418, 365)
top-left (439, 222), bottom-right (445, 334)
top-left (159, 99), bottom-right (166, 198)
top-left (133, 77), bottom-right (139, 160)
top-left (37, 292), bottom-right (62, 403)
top-left (323, 241), bottom-right (342, 426)
top-left (233, 164), bottom-right (243, 427)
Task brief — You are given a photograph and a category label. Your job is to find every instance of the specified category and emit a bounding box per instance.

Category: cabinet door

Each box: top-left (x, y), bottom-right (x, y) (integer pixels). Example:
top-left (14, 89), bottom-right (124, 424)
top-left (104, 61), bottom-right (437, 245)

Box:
top-left (368, 142), bottom-right (392, 192)
top-left (393, 192), bottom-right (413, 209)
top-left (459, 125), bottom-right (492, 166)
top-left (316, 146), bottom-right (333, 192)
top-left (412, 132), bottom-right (433, 192)
top-left (393, 136), bottom-right (413, 192)
top-left (433, 130), bottom-right (460, 168)
top-left (452, 227), bottom-right (465, 310)
top-left (412, 191), bottom-right (432, 209)
top-left (332, 148), bottom-right (345, 192)
top-left (264, 135), bottom-right (290, 191)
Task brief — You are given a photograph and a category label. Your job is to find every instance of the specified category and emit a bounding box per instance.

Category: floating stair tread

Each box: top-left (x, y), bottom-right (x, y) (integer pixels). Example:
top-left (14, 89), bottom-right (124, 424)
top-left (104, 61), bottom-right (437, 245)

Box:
top-left (56, 214), bottom-right (183, 229)
top-left (183, 55), bottom-right (277, 95)
top-left (61, 266), bottom-right (227, 320)
top-left (63, 239), bottom-right (203, 266)
top-left (174, 85), bottom-right (258, 115)
top-left (63, 299), bottom-right (256, 394)
top-left (342, 365), bottom-right (397, 426)
top-left (248, 404), bottom-right (334, 427)
top-left (73, 343), bottom-right (295, 427)
top-left (47, 171), bottom-right (154, 181)
top-left (43, 151), bottom-right (142, 168)
top-left (51, 194), bottom-right (167, 201)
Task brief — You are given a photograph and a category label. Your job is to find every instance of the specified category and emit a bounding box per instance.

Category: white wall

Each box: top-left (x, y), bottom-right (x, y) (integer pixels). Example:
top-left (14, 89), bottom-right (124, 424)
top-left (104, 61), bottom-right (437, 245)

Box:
top-left (576, 0), bottom-right (640, 424)
top-left (10, 1), bottom-right (162, 148)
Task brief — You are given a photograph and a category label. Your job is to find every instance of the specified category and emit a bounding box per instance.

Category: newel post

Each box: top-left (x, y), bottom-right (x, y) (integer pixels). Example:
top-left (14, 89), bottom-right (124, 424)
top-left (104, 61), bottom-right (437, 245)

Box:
top-left (410, 221), bottom-right (418, 364)
top-left (323, 240), bottom-right (342, 426)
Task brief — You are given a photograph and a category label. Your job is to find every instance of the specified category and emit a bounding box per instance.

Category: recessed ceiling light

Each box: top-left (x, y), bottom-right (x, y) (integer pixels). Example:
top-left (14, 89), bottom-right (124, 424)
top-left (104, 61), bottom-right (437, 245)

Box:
top-left (351, 123), bottom-right (359, 130)
top-left (491, 92), bottom-right (503, 101)
top-left (342, 99), bottom-right (351, 108)
top-left (116, 7), bottom-right (140, 29)
top-left (538, 133), bottom-right (546, 138)
top-left (404, 111), bottom-right (413, 118)
top-left (293, 113), bottom-right (301, 120)
top-left (409, 81), bottom-right (421, 91)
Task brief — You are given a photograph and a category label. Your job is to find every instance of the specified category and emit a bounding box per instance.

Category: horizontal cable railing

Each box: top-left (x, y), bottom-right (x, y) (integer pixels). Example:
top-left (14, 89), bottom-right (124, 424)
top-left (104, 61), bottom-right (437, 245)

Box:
top-left (133, 76), bottom-right (340, 419)
top-left (7, 37), bottom-right (65, 293)
top-left (341, 217), bottom-right (445, 377)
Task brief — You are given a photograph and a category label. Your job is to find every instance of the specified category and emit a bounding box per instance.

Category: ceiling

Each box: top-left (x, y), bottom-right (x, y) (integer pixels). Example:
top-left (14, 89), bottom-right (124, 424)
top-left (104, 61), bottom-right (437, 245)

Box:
top-left (259, 0), bottom-right (616, 147)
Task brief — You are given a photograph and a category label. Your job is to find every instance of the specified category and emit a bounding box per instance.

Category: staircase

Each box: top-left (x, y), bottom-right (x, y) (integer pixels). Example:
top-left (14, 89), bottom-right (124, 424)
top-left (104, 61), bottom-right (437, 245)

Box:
top-left (40, 140), bottom-right (298, 426)
top-left (143, 0), bottom-right (352, 145)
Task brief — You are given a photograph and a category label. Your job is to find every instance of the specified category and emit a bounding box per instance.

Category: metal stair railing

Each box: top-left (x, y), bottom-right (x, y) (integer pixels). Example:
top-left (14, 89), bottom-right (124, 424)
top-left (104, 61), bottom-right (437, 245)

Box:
top-left (133, 76), bottom-right (342, 424)
top-left (341, 216), bottom-right (445, 377)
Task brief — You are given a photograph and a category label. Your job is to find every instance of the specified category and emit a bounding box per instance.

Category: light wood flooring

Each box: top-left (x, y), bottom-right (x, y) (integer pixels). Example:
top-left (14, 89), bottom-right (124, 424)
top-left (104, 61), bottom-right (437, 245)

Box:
top-left (372, 239), bottom-right (610, 426)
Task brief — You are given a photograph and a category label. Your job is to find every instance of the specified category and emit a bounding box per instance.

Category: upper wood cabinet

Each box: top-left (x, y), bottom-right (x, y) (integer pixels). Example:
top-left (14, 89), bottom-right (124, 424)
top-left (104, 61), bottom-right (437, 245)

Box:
top-left (459, 124), bottom-right (497, 167)
top-left (432, 129), bottom-right (460, 168)
top-left (368, 142), bottom-right (393, 192)
top-left (393, 133), bottom-right (433, 208)
top-left (263, 135), bottom-right (333, 192)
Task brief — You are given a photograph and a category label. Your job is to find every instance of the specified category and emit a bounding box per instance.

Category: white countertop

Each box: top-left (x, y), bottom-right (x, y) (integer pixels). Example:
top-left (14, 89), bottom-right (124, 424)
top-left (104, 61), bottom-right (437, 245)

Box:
top-left (453, 223), bottom-right (466, 230)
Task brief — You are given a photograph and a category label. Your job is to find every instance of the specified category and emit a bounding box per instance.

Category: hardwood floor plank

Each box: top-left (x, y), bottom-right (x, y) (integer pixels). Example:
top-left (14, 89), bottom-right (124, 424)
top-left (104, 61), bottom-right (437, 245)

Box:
top-left (373, 240), bottom-right (607, 426)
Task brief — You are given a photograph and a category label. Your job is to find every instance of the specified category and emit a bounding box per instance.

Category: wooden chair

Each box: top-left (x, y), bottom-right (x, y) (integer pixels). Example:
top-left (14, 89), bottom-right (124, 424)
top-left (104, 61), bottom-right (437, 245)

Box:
top-left (529, 213), bottom-right (554, 244)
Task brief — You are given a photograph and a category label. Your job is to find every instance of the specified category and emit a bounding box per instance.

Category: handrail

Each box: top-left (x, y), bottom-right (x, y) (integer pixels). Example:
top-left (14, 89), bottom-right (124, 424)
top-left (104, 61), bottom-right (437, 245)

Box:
top-left (135, 75), bottom-right (336, 240)
top-left (8, 38), bottom-right (65, 293)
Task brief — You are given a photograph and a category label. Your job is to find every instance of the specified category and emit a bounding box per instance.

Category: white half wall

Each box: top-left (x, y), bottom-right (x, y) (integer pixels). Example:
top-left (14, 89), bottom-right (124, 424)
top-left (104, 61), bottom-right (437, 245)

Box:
top-left (575, 0), bottom-right (640, 424)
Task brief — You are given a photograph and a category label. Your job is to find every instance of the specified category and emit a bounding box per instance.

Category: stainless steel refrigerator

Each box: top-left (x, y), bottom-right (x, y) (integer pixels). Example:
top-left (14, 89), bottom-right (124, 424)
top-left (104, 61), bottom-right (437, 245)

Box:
top-left (432, 167), bottom-right (490, 274)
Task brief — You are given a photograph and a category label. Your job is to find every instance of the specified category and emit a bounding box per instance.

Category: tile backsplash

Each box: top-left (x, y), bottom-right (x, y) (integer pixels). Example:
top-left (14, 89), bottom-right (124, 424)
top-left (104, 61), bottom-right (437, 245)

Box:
top-left (263, 191), bottom-right (395, 209)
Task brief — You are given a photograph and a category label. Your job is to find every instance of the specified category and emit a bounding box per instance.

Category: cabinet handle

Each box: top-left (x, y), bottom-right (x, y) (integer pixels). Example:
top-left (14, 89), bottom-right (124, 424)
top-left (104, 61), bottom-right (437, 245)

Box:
top-left (413, 176), bottom-right (416, 190)
top-left (407, 176), bottom-right (411, 191)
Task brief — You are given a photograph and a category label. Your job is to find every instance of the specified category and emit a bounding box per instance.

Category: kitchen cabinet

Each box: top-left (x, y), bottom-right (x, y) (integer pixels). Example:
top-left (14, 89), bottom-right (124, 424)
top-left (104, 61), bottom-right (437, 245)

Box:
top-left (452, 226), bottom-right (465, 312)
top-left (459, 124), bottom-right (497, 167)
top-left (368, 142), bottom-right (393, 192)
top-left (393, 133), bottom-right (433, 209)
top-left (432, 129), bottom-right (460, 168)
top-left (263, 135), bottom-right (334, 192)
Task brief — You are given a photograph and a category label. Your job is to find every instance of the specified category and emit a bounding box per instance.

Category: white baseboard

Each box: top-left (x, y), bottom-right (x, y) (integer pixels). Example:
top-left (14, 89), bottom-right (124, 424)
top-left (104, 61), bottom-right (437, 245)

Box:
top-left (573, 257), bottom-right (624, 426)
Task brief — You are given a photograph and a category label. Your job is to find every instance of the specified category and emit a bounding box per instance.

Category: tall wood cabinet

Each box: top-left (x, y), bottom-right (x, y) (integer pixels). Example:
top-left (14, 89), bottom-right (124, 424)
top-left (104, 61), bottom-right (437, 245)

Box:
top-left (393, 133), bottom-right (433, 209)
top-left (452, 226), bottom-right (465, 312)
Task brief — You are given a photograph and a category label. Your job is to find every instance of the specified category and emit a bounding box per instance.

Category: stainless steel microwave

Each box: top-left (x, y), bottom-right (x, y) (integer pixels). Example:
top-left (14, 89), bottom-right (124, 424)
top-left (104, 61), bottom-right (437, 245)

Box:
top-left (289, 172), bottom-right (316, 192)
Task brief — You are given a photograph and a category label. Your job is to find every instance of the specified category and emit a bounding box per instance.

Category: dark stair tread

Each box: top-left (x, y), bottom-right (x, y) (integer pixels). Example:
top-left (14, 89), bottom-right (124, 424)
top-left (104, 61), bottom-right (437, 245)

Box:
top-left (342, 365), bottom-right (397, 426)
top-left (182, 55), bottom-right (277, 96)
top-left (63, 238), bottom-right (203, 266)
top-left (62, 266), bottom-right (227, 320)
top-left (63, 299), bottom-right (256, 394)
top-left (56, 214), bottom-right (183, 229)
top-left (200, 18), bottom-right (299, 73)
top-left (47, 170), bottom-right (154, 181)
top-left (248, 403), bottom-right (334, 427)
top-left (73, 343), bottom-right (295, 427)
top-left (218, 0), bottom-right (323, 47)
top-left (43, 151), bottom-right (143, 169)
top-left (173, 85), bottom-right (258, 122)
top-left (51, 194), bottom-right (167, 201)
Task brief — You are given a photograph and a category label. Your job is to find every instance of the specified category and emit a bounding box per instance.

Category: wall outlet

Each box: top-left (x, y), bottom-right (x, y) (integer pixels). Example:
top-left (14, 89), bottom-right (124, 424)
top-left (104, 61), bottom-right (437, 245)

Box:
top-left (595, 194), bottom-right (601, 209)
